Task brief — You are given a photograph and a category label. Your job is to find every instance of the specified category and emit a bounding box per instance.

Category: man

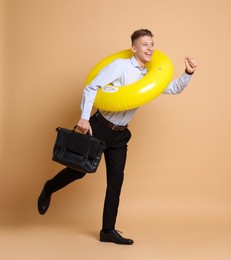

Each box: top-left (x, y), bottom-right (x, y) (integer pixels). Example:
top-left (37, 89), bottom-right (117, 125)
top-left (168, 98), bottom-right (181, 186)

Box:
top-left (38, 29), bottom-right (198, 245)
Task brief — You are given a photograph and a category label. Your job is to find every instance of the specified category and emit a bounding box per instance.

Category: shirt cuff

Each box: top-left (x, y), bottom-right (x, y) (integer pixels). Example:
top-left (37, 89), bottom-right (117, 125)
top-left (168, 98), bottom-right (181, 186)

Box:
top-left (80, 112), bottom-right (91, 121)
top-left (183, 71), bottom-right (193, 81)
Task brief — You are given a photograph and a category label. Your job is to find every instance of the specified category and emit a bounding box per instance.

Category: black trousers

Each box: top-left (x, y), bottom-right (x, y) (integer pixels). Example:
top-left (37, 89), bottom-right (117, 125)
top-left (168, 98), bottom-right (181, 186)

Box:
top-left (44, 112), bottom-right (131, 230)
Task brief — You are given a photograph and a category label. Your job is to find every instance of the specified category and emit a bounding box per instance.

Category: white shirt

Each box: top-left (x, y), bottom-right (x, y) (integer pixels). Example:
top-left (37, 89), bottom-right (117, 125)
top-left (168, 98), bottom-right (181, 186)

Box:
top-left (81, 56), bottom-right (192, 125)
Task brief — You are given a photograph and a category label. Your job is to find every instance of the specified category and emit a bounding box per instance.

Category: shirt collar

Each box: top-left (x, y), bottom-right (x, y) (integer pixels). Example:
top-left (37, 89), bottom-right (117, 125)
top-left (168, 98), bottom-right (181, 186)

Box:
top-left (131, 56), bottom-right (147, 74)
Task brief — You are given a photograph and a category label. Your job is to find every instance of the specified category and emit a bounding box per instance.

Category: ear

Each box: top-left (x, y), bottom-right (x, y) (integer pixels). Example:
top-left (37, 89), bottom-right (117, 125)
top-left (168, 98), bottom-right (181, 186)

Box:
top-left (131, 46), bottom-right (136, 53)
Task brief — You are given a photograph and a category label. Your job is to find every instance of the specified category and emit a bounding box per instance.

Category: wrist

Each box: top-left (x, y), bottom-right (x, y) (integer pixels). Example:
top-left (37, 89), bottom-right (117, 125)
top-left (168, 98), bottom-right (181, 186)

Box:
top-left (185, 69), bottom-right (194, 75)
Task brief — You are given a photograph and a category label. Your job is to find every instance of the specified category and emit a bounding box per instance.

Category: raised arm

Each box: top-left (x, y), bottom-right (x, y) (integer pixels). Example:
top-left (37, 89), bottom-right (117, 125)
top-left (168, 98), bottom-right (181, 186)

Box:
top-left (163, 56), bottom-right (198, 95)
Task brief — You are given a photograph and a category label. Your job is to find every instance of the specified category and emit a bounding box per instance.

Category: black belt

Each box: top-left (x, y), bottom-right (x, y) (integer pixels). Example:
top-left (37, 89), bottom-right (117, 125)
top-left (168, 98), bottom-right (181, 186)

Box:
top-left (95, 111), bottom-right (128, 132)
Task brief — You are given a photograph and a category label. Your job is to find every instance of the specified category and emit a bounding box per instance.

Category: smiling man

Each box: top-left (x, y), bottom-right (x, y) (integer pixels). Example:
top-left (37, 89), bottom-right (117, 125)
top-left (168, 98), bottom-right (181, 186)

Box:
top-left (131, 30), bottom-right (155, 67)
top-left (38, 29), bottom-right (198, 245)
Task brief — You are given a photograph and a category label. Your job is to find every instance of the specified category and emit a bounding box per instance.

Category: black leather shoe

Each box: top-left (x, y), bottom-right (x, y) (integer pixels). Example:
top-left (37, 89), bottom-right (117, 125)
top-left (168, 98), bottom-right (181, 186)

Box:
top-left (100, 230), bottom-right (134, 245)
top-left (37, 182), bottom-right (52, 215)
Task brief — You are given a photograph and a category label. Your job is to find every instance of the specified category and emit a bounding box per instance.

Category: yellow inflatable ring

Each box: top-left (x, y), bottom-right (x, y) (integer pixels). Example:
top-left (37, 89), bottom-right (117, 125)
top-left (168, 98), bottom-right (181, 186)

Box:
top-left (85, 49), bottom-right (174, 111)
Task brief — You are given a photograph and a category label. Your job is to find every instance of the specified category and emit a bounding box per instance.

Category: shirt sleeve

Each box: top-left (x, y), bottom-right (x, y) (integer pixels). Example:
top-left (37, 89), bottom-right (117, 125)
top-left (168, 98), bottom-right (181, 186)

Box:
top-left (163, 72), bottom-right (193, 95)
top-left (80, 59), bottom-right (124, 120)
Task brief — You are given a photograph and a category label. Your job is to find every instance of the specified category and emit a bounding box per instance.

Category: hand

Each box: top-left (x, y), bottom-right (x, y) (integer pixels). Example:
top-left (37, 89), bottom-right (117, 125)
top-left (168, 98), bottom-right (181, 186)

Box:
top-left (76, 119), bottom-right (92, 135)
top-left (185, 57), bottom-right (198, 74)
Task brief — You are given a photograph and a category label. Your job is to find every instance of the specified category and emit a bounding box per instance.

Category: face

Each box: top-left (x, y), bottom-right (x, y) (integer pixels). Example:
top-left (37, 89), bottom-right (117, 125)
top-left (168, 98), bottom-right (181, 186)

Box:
top-left (132, 36), bottom-right (154, 68)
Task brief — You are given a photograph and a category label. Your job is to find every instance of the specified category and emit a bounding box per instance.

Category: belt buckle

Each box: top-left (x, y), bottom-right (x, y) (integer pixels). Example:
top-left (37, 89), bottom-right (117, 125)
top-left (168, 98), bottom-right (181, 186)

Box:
top-left (112, 125), bottom-right (118, 131)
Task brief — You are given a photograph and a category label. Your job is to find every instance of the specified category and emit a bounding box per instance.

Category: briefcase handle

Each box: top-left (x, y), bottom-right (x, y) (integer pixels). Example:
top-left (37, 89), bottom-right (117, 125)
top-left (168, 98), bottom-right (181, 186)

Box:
top-left (73, 125), bottom-right (90, 136)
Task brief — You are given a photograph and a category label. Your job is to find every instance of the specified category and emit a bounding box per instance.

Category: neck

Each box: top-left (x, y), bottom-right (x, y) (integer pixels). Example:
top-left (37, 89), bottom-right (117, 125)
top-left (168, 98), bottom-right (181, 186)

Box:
top-left (134, 56), bottom-right (146, 69)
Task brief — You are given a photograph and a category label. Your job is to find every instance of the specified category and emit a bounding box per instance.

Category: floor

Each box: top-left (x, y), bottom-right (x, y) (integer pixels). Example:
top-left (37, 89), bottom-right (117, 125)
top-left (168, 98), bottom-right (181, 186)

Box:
top-left (1, 216), bottom-right (230, 260)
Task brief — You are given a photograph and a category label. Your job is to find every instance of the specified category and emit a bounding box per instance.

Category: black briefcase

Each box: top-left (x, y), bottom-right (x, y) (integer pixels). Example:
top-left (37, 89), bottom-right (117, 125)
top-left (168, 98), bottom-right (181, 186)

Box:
top-left (52, 126), bottom-right (105, 173)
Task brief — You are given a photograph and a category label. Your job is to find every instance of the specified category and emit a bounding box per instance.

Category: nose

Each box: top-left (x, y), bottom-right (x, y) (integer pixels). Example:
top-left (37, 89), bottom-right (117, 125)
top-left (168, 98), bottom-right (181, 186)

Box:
top-left (148, 44), bottom-right (154, 51)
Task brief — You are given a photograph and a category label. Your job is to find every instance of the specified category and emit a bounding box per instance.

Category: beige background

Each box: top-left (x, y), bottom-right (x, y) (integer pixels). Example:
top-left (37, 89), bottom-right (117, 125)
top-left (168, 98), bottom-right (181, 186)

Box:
top-left (1, 0), bottom-right (231, 259)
